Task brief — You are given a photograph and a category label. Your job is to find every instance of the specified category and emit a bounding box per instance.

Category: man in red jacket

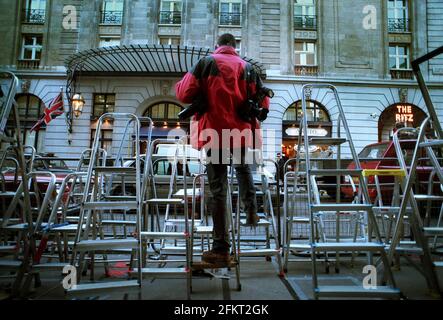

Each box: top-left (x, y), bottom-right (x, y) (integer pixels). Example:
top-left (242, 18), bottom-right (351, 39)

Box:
top-left (176, 33), bottom-right (269, 264)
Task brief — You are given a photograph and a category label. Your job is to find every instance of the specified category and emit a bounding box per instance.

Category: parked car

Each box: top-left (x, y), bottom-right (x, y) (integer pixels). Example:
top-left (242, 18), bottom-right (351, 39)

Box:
top-left (341, 139), bottom-right (442, 204)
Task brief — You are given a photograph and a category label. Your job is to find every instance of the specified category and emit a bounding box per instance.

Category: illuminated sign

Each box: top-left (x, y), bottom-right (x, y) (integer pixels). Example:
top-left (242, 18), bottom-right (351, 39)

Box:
top-left (395, 105), bottom-right (414, 123)
top-left (285, 127), bottom-right (328, 137)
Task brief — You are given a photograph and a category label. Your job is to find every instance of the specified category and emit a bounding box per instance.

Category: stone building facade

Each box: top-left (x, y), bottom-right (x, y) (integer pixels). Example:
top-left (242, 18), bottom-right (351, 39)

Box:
top-left (0, 0), bottom-right (442, 166)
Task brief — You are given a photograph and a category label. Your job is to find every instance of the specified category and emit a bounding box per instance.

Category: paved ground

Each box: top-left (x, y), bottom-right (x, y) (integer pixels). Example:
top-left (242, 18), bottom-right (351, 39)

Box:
top-left (1, 253), bottom-right (442, 300)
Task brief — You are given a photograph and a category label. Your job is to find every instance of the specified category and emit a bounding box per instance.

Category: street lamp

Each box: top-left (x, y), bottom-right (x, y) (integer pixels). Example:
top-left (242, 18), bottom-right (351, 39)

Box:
top-left (72, 93), bottom-right (85, 118)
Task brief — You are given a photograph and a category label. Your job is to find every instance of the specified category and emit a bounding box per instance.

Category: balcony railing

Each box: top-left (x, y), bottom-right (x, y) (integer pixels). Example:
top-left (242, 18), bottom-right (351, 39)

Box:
top-left (388, 18), bottom-right (410, 33)
top-left (17, 59), bottom-right (40, 70)
top-left (219, 12), bottom-right (241, 26)
top-left (159, 10), bottom-right (182, 25)
top-left (294, 15), bottom-right (317, 30)
top-left (390, 69), bottom-right (414, 80)
top-left (100, 11), bottom-right (123, 24)
top-left (22, 9), bottom-right (45, 24)
top-left (294, 65), bottom-right (318, 76)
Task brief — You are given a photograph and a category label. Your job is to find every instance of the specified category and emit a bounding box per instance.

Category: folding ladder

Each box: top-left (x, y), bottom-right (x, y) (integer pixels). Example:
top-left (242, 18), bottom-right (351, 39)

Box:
top-left (0, 71), bottom-right (33, 297)
top-left (232, 150), bottom-right (283, 276)
top-left (295, 84), bottom-right (400, 299)
top-left (68, 113), bottom-right (144, 295)
top-left (387, 118), bottom-right (442, 297)
top-left (130, 136), bottom-right (192, 299)
top-left (190, 172), bottom-right (242, 293)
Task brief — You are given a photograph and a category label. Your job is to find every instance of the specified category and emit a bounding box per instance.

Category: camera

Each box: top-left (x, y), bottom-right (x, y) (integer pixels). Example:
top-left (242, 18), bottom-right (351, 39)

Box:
top-left (178, 95), bottom-right (207, 121)
top-left (238, 86), bottom-right (274, 122)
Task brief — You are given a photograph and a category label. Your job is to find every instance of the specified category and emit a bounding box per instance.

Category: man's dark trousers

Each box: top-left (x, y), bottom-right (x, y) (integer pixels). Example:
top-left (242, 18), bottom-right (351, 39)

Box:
top-left (206, 148), bottom-right (257, 253)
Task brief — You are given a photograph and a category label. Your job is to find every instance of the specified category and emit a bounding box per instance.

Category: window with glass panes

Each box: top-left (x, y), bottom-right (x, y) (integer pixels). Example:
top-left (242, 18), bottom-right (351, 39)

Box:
top-left (388, 0), bottom-right (409, 32)
top-left (21, 35), bottom-right (42, 60)
top-left (159, 37), bottom-right (181, 46)
top-left (101, 0), bottom-right (124, 24)
top-left (23, 0), bottom-right (46, 23)
top-left (219, 0), bottom-right (242, 26)
top-left (93, 94), bottom-right (115, 118)
top-left (294, 41), bottom-right (316, 65)
top-left (294, 0), bottom-right (316, 29)
top-left (159, 0), bottom-right (182, 24)
top-left (6, 94), bottom-right (46, 151)
top-left (389, 45), bottom-right (410, 69)
top-left (283, 100), bottom-right (329, 123)
top-left (90, 129), bottom-right (113, 151)
top-left (143, 102), bottom-right (183, 121)
top-left (99, 37), bottom-right (121, 47)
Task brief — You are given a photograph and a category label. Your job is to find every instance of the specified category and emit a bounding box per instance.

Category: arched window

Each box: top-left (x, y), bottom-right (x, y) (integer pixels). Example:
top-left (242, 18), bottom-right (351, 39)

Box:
top-left (143, 101), bottom-right (184, 122)
top-left (283, 100), bottom-right (330, 123)
top-left (6, 94), bottom-right (46, 151)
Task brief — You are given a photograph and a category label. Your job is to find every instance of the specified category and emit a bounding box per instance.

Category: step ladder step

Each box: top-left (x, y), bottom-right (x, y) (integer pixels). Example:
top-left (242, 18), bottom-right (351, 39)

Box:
top-left (311, 204), bottom-right (372, 212)
top-left (289, 243), bottom-right (311, 251)
top-left (145, 198), bottom-right (184, 205)
top-left (161, 246), bottom-right (202, 254)
top-left (67, 280), bottom-right (139, 293)
top-left (315, 286), bottom-right (401, 298)
top-left (94, 167), bottom-right (137, 174)
top-left (3, 222), bottom-right (48, 231)
top-left (101, 220), bottom-right (137, 226)
top-left (75, 239), bottom-right (138, 251)
top-left (131, 267), bottom-right (188, 277)
top-left (291, 217), bottom-right (310, 224)
top-left (103, 196), bottom-right (137, 201)
top-left (239, 235), bottom-right (267, 242)
top-left (0, 245), bottom-right (16, 253)
top-left (423, 227), bottom-right (443, 236)
top-left (83, 201), bottom-right (138, 210)
top-left (240, 218), bottom-right (271, 226)
top-left (395, 246), bottom-right (423, 255)
top-left (434, 262), bottom-right (443, 268)
top-left (0, 260), bottom-right (22, 269)
top-left (419, 140), bottom-right (443, 148)
top-left (238, 249), bottom-right (280, 257)
top-left (0, 192), bottom-right (17, 197)
top-left (414, 195), bottom-right (443, 201)
top-left (32, 263), bottom-right (68, 271)
top-left (309, 137), bottom-right (347, 146)
top-left (310, 169), bottom-right (362, 176)
top-left (140, 231), bottom-right (187, 239)
top-left (174, 188), bottom-right (202, 197)
top-left (194, 226), bottom-right (213, 234)
top-left (50, 224), bottom-right (82, 232)
top-left (313, 242), bottom-right (385, 252)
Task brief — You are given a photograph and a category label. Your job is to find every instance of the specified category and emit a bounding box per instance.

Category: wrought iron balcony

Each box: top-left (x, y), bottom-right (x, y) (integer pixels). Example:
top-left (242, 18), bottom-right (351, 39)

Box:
top-left (388, 18), bottom-right (410, 33)
top-left (100, 11), bottom-right (123, 24)
top-left (17, 59), bottom-right (40, 70)
top-left (390, 69), bottom-right (414, 80)
top-left (159, 10), bottom-right (182, 25)
top-left (294, 15), bottom-right (317, 30)
top-left (219, 12), bottom-right (241, 26)
top-left (294, 65), bottom-right (318, 76)
top-left (22, 9), bottom-right (45, 24)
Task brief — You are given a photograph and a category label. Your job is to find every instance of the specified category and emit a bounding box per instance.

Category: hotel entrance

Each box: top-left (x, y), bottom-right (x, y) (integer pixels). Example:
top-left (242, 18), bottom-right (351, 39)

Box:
top-left (378, 103), bottom-right (427, 141)
top-left (282, 100), bottom-right (332, 159)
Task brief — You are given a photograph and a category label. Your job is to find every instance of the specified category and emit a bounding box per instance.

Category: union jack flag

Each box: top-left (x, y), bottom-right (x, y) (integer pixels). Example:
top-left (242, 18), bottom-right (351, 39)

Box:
top-left (31, 92), bottom-right (65, 132)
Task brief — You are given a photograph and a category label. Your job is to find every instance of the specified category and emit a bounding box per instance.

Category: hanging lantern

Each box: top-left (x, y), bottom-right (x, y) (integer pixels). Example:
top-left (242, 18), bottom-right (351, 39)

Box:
top-left (72, 93), bottom-right (85, 118)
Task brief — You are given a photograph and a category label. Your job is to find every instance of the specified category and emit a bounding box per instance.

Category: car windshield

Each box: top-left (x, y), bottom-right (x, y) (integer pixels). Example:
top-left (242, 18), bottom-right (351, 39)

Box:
top-left (46, 159), bottom-right (69, 170)
top-left (359, 143), bottom-right (389, 159)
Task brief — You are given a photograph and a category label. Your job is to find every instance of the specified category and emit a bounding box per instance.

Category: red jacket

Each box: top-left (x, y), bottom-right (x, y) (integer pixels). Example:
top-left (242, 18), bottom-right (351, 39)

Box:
top-left (175, 46), bottom-right (269, 150)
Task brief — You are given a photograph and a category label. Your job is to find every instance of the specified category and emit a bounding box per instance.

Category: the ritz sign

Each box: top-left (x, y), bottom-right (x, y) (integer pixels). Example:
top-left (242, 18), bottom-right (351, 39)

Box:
top-left (395, 105), bottom-right (414, 123)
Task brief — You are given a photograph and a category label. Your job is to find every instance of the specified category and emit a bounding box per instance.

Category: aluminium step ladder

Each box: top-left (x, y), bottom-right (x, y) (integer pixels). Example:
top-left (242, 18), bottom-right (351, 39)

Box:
top-left (388, 118), bottom-right (443, 297)
top-left (129, 136), bottom-right (192, 299)
top-left (190, 172), bottom-right (242, 293)
top-left (232, 150), bottom-right (283, 276)
top-left (294, 84), bottom-right (400, 299)
top-left (0, 71), bottom-right (33, 297)
top-left (68, 113), bottom-right (145, 295)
